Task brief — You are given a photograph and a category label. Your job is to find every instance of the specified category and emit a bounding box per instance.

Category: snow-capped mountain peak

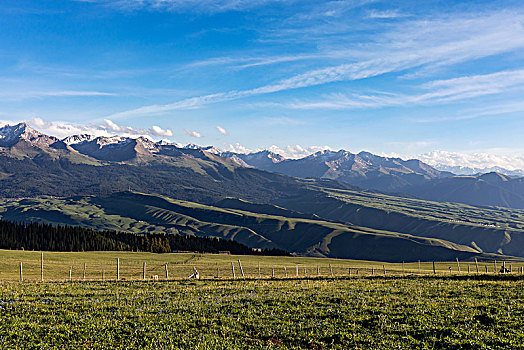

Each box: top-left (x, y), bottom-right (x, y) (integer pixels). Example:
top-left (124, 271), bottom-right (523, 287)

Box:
top-left (0, 122), bottom-right (55, 147)
top-left (62, 134), bottom-right (96, 145)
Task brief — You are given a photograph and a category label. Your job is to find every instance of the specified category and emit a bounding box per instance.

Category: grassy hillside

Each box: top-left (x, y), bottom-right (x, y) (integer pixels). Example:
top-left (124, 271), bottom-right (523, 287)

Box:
top-left (1, 249), bottom-right (523, 348)
top-left (274, 185), bottom-right (524, 258)
top-left (0, 191), bottom-right (514, 262)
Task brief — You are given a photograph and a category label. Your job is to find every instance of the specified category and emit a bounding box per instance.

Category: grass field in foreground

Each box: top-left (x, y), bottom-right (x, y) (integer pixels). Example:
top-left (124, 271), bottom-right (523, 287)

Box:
top-left (1, 277), bottom-right (524, 349)
top-left (1, 250), bottom-right (524, 281)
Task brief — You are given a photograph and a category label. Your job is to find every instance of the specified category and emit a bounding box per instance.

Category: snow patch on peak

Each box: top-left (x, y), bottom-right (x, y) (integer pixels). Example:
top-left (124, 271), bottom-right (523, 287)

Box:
top-left (95, 136), bottom-right (132, 147)
top-left (62, 134), bottom-right (96, 145)
top-left (136, 136), bottom-right (156, 150)
top-left (307, 149), bottom-right (353, 162)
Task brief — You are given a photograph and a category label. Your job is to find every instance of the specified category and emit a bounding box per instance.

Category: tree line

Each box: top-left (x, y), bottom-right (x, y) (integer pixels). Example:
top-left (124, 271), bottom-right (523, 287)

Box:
top-left (0, 220), bottom-right (290, 256)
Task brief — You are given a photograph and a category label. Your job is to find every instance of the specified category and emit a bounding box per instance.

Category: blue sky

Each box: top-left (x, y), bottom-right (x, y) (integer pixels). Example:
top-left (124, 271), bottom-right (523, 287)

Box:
top-left (1, 0), bottom-right (524, 163)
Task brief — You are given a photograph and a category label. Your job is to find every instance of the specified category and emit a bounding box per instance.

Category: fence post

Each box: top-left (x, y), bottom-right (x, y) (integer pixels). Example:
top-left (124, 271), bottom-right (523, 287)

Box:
top-left (456, 258), bottom-right (461, 273)
top-left (165, 264), bottom-right (169, 279)
top-left (296, 264), bottom-right (299, 278)
top-left (371, 267), bottom-right (374, 276)
top-left (69, 266), bottom-right (72, 282)
top-left (231, 262), bottom-right (236, 279)
top-left (272, 267), bottom-right (274, 278)
top-left (284, 266), bottom-right (287, 278)
top-left (143, 262), bottom-right (146, 280)
top-left (502, 261), bottom-right (506, 273)
top-left (329, 264), bottom-right (333, 277)
top-left (258, 262), bottom-right (261, 278)
top-left (83, 263), bottom-right (86, 281)
top-left (217, 266), bottom-right (220, 279)
top-left (304, 267), bottom-right (307, 277)
top-left (485, 265), bottom-right (488, 274)
top-left (475, 258), bottom-right (479, 273)
top-left (467, 264), bottom-right (470, 274)
top-left (41, 252), bottom-right (44, 282)
top-left (494, 260), bottom-right (497, 273)
top-left (432, 261), bottom-right (436, 275)
top-left (102, 269), bottom-right (105, 281)
top-left (317, 265), bottom-right (320, 276)
top-left (117, 258), bottom-right (120, 281)
top-left (238, 260), bottom-right (245, 278)
top-left (20, 262), bottom-right (23, 282)
top-left (383, 265), bottom-right (386, 275)
top-left (348, 267), bottom-right (351, 276)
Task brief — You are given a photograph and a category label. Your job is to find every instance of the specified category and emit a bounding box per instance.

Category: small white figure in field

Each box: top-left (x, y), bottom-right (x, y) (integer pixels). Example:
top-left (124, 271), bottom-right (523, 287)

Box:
top-left (151, 275), bottom-right (159, 280)
top-left (188, 267), bottom-right (200, 279)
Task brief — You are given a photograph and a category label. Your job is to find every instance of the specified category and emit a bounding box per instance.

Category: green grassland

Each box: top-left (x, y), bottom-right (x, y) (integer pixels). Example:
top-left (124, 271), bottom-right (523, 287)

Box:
top-left (1, 274), bottom-right (524, 348)
top-left (2, 251), bottom-right (524, 348)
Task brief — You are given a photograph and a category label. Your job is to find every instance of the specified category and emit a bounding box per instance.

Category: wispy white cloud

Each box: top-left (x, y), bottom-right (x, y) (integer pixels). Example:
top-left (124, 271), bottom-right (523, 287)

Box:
top-left (367, 9), bottom-right (407, 19)
top-left (27, 118), bottom-right (115, 138)
top-left (185, 129), bottom-right (203, 138)
top-left (77, 0), bottom-right (290, 13)
top-left (267, 144), bottom-right (332, 159)
top-left (274, 68), bottom-right (524, 110)
top-left (259, 116), bottom-right (305, 126)
top-left (20, 117), bottom-right (173, 140)
top-left (419, 150), bottom-right (524, 172)
top-left (216, 125), bottom-right (228, 135)
top-left (225, 142), bottom-right (253, 154)
top-left (416, 101), bottom-right (524, 123)
top-left (0, 89), bottom-right (115, 101)
top-left (182, 54), bottom-right (321, 70)
top-left (106, 10), bottom-right (524, 119)
top-left (150, 125), bottom-right (173, 137)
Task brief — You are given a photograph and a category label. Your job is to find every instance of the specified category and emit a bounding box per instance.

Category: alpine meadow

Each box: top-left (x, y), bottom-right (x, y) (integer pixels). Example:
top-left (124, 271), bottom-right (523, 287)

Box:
top-left (1, 0), bottom-right (524, 349)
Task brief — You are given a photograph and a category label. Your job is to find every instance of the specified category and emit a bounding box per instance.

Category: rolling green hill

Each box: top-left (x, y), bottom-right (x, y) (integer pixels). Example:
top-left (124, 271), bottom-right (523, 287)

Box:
top-left (0, 191), bottom-right (515, 262)
top-left (276, 185), bottom-right (524, 258)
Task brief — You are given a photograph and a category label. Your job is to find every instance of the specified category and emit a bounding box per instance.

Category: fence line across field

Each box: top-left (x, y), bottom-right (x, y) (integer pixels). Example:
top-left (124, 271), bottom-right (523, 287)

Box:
top-left (6, 254), bottom-right (524, 282)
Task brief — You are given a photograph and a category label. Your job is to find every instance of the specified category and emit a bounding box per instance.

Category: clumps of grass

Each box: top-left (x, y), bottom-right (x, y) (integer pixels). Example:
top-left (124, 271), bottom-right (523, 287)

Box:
top-left (0, 277), bottom-right (523, 348)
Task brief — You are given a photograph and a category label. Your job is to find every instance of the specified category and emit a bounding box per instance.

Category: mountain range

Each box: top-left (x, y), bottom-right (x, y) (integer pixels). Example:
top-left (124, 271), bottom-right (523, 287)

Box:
top-left (219, 149), bottom-right (524, 209)
top-left (0, 122), bottom-right (523, 261)
top-left (2, 122), bottom-right (524, 209)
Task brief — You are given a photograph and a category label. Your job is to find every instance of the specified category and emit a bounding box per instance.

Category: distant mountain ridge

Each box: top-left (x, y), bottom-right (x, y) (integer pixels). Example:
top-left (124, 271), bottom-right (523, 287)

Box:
top-left (221, 148), bottom-right (453, 193)
top-left (431, 164), bottom-right (524, 177)
top-left (419, 150), bottom-right (524, 177)
top-left (2, 122), bottom-right (524, 209)
top-left (213, 146), bottom-right (524, 209)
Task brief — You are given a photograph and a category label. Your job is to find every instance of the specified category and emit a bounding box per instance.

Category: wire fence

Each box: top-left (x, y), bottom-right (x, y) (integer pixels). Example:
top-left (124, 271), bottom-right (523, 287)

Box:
top-left (3, 254), bottom-right (524, 282)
